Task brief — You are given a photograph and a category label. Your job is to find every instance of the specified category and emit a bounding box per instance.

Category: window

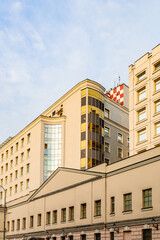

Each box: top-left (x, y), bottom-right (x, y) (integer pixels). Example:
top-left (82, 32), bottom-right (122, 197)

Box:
top-left (27, 133), bottom-right (31, 143)
top-left (26, 179), bottom-right (30, 188)
top-left (143, 229), bottom-right (152, 240)
top-left (46, 212), bottom-right (51, 225)
top-left (105, 142), bottom-right (110, 153)
top-left (4, 177), bottom-right (7, 187)
top-left (20, 181), bottom-right (23, 191)
top-left (15, 170), bottom-right (18, 179)
top-left (155, 100), bottom-right (160, 113)
top-left (1, 154), bottom-right (4, 162)
top-left (10, 187), bottom-right (12, 196)
top-left (138, 108), bottom-right (146, 122)
top-left (37, 214), bottom-right (41, 226)
top-left (118, 148), bottom-right (123, 159)
top-left (15, 156), bottom-right (18, 165)
top-left (10, 160), bottom-right (13, 169)
top-left (117, 133), bottom-right (123, 143)
top-left (95, 233), bottom-right (101, 240)
top-left (143, 188), bottom-right (152, 208)
top-left (104, 108), bottom-right (110, 118)
top-left (137, 71), bottom-right (146, 82)
top-left (27, 148), bottom-right (30, 158)
top-left (16, 142), bottom-right (18, 151)
top-left (21, 138), bottom-right (24, 147)
top-left (138, 128), bottom-right (146, 142)
top-left (124, 193), bottom-right (132, 211)
top-left (104, 127), bottom-right (110, 137)
top-left (110, 232), bottom-right (114, 240)
top-left (68, 236), bottom-right (73, 240)
top-left (1, 166), bottom-right (3, 174)
top-left (110, 197), bottom-right (115, 214)
top-left (30, 216), bottom-right (34, 228)
top-left (7, 221), bottom-right (10, 231)
top-left (26, 164), bottom-right (30, 174)
top-left (53, 210), bottom-right (57, 223)
top-left (17, 219), bottom-right (20, 230)
top-left (105, 158), bottom-right (109, 165)
top-left (5, 163), bottom-right (8, 171)
top-left (1, 179), bottom-right (3, 186)
top-left (61, 208), bottom-right (66, 222)
top-left (127, 138), bottom-right (129, 147)
top-left (155, 62), bottom-right (160, 71)
top-left (11, 220), bottom-right (15, 231)
top-left (6, 150), bottom-right (8, 159)
top-left (81, 203), bottom-right (86, 219)
top-left (10, 173), bottom-right (13, 182)
top-left (95, 200), bottom-right (101, 216)
top-left (155, 78), bottom-right (160, 92)
top-left (22, 218), bottom-right (26, 229)
top-left (21, 152), bottom-right (24, 161)
top-left (21, 167), bottom-right (24, 176)
top-left (61, 237), bottom-right (65, 240)
top-left (155, 122), bottom-right (160, 136)
top-left (15, 184), bottom-right (18, 193)
top-left (81, 234), bottom-right (86, 240)
top-left (11, 146), bottom-right (13, 155)
top-left (69, 206), bottom-right (74, 221)
top-left (138, 87), bottom-right (146, 102)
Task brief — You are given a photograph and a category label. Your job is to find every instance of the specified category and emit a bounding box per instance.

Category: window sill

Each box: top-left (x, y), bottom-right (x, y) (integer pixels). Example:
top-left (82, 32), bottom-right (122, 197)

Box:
top-left (61, 221), bottom-right (66, 223)
top-left (136, 98), bottom-right (147, 105)
top-left (152, 68), bottom-right (160, 75)
top-left (122, 210), bottom-right (133, 214)
top-left (153, 134), bottom-right (160, 139)
top-left (37, 225), bottom-right (41, 227)
top-left (110, 213), bottom-right (115, 216)
top-left (136, 119), bottom-right (147, 125)
top-left (80, 217), bottom-right (86, 220)
top-left (94, 215), bottom-right (101, 218)
top-left (52, 222), bottom-right (57, 225)
top-left (153, 111), bottom-right (160, 117)
top-left (152, 89), bottom-right (160, 96)
top-left (136, 139), bottom-right (147, 146)
top-left (46, 223), bottom-right (51, 225)
top-left (135, 77), bottom-right (147, 85)
top-left (68, 219), bottom-right (74, 222)
top-left (141, 207), bottom-right (153, 212)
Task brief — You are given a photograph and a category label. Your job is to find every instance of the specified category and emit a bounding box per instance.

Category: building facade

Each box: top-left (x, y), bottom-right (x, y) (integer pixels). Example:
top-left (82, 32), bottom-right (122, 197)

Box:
top-left (0, 79), bottom-right (129, 203)
top-left (5, 145), bottom-right (160, 240)
top-left (129, 44), bottom-right (160, 155)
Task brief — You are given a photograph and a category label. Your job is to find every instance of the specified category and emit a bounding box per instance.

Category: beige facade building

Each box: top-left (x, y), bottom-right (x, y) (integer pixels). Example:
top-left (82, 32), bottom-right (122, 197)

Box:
top-left (129, 44), bottom-right (160, 155)
top-left (5, 145), bottom-right (160, 240)
top-left (0, 79), bottom-right (129, 204)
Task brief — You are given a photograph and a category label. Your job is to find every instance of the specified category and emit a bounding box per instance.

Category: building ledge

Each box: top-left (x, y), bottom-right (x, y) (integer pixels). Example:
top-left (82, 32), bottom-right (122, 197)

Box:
top-left (141, 207), bottom-right (153, 212)
top-left (122, 210), bottom-right (133, 214)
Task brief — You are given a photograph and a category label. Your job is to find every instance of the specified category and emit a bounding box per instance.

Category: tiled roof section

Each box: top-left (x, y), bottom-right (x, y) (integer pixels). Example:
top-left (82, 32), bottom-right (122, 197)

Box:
top-left (0, 136), bottom-right (13, 149)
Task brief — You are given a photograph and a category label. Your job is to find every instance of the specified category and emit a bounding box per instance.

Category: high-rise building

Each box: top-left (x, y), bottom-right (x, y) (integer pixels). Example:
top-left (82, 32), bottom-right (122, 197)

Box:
top-left (0, 79), bottom-right (129, 203)
top-left (129, 44), bottom-right (160, 155)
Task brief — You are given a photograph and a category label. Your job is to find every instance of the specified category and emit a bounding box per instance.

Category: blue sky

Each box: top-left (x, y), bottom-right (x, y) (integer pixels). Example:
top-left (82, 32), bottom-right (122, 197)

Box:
top-left (0, 0), bottom-right (160, 143)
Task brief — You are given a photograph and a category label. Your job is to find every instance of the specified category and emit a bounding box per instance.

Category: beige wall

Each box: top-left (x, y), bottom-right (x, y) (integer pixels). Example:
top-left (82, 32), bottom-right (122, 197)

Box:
top-left (129, 44), bottom-right (160, 155)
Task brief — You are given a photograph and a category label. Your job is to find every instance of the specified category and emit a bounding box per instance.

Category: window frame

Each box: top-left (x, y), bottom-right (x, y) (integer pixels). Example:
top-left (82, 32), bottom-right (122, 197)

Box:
top-left (94, 200), bottom-right (101, 217)
top-left (143, 188), bottom-right (152, 209)
top-left (110, 197), bottom-right (115, 214)
top-left (138, 128), bottom-right (146, 143)
top-left (137, 87), bottom-right (146, 102)
top-left (123, 193), bottom-right (132, 212)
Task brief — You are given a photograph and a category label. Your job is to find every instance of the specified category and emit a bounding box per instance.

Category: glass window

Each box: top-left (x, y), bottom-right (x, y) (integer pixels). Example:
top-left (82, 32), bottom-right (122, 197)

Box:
top-left (143, 188), bottom-right (152, 208)
top-left (30, 216), bottom-right (34, 228)
top-left (16, 142), bottom-right (18, 151)
top-left (27, 148), bottom-right (30, 158)
top-left (118, 148), bottom-right (123, 158)
top-left (95, 200), bottom-right (101, 216)
top-left (155, 62), bottom-right (160, 71)
top-left (143, 229), bottom-right (152, 240)
top-left (21, 152), bottom-right (24, 161)
top-left (26, 179), bottom-right (30, 188)
top-left (104, 108), bottom-right (110, 118)
top-left (17, 219), bottom-right (20, 230)
top-left (111, 197), bottom-right (115, 214)
top-left (1, 154), bottom-right (4, 162)
top-left (27, 133), bottom-right (31, 143)
top-left (53, 210), bottom-right (57, 223)
top-left (11, 220), bottom-right (15, 231)
top-left (26, 163), bottom-right (30, 173)
top-left (110, 232), bottom-right (114, 240)
top-left (137, 71), bottom-right (146, 82)
top-left (155, 122), bottom-right (160, 135)
top-left (37, 214), bottom-right (41, 226)
top-left (21, 138), bottom-right (24, 147)
top-left (61, 208), bottom-right (66, 222)
top-left (46, 212), bottom-right (51, 225)
top-left (105, 142), bottom-right (110, 153)
top-left (20, 181), bottom-right (23, 191)
top-left (95, 233), bottom-right (101, 240)
top-left (124, 193), bottom-right (132, 211)
top-left (117, 133), bottom-right (123, 143)
top-left (138, 129), bottom-right (146, 142)
top-left (6, 150), bottom-right (8, 159)
top-left (15, 184), bottom-right (18, 193)
top-left (81, 203), bottom-right (86, 219)
top-left (69, 206), bottom-right (74, 221)
top-left (104, 127), bottom-right (110, 137)
top-left (138, 108), bottom-right (146, 121)
top-left (155, 79), bottom-right (160, 92)
top-left (15, 170), bottom-right (18, 179)
top-left (22, 218), bottom-right (26, 229)
top-left (138, 88), bottom-right (146, 102)
top-left (81, 234), bottom-right (86, 240)
top-left (155, 100), bottom-right (160, 113)
top-left (11, 146), bottom-right (13, 155)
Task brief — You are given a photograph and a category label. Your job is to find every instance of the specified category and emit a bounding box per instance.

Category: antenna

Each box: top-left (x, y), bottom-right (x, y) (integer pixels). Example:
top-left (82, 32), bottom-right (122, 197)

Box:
top-left (119, 76), bottom-right (120, 85)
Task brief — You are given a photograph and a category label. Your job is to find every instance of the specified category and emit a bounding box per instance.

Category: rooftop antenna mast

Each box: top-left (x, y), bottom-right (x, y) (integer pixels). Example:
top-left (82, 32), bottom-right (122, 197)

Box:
top-left (119, 76), bottom-right (120, 85)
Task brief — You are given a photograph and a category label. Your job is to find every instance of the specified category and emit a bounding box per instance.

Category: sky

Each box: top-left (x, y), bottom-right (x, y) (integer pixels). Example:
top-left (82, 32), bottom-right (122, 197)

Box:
top-left (0, 0), bottom-right (160, 143)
